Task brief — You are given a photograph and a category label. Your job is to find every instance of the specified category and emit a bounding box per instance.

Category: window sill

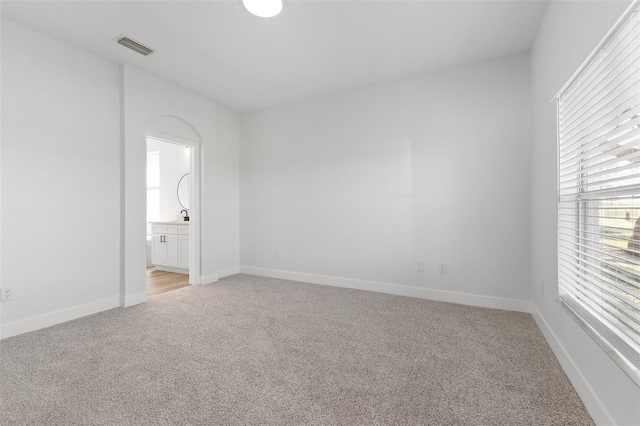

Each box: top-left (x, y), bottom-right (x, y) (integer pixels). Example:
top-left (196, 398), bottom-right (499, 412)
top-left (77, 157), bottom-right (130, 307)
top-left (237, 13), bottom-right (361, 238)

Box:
top-left (557, 298), bottom-right (640, 388)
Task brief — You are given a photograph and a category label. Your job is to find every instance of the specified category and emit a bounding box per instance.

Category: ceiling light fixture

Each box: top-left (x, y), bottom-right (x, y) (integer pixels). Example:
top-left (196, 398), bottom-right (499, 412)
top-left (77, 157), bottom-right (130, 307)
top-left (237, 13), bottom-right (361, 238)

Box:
top-left (243, 0), bottom-right (282, 18)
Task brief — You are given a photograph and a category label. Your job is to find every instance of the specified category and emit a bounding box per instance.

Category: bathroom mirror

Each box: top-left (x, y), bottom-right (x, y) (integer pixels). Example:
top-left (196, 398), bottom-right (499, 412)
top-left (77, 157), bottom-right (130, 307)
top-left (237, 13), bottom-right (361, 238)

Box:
top-left (177, 173), bottom-right (189, 210)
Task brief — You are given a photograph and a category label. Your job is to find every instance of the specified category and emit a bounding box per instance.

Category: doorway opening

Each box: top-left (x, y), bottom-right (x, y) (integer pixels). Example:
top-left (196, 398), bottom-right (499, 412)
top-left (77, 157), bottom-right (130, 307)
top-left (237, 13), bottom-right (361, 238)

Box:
top-left (145, 132), bottom-right (199, 296)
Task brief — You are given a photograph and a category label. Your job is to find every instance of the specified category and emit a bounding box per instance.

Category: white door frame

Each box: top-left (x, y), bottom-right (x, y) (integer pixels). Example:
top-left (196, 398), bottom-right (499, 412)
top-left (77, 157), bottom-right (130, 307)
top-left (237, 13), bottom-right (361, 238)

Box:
top-left (146, 131), bottom-right (201, 285)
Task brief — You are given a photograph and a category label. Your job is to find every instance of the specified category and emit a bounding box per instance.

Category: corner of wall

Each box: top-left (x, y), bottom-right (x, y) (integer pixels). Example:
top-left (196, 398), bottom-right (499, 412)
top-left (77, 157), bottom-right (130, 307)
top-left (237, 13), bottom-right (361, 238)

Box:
top-left (120, 292), bottom-right (146, 308)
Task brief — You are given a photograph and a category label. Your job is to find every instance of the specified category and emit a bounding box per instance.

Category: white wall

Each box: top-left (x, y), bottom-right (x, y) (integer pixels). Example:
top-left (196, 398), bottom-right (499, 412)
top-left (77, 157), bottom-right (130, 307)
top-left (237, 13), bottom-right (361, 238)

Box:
top-left (0, 18), bottom-right (121, 334)
top-left (530, 1), bottom-right (640, 424)
top-left (1, 14), bottom-right (5, 328)
top-left (146, 138), bottom-right (190, 223)
top-left (240, 53), bottom-right (532, 310)
top-left (214, 106), bottom-right (240, 277)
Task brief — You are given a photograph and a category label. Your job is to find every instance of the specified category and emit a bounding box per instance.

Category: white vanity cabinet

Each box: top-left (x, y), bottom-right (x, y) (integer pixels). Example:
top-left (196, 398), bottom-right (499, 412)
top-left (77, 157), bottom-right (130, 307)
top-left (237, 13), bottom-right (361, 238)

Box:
top-left (178, 226), bottom-right (190, 269)
top-left (151, 223), bottom-right (189, 273)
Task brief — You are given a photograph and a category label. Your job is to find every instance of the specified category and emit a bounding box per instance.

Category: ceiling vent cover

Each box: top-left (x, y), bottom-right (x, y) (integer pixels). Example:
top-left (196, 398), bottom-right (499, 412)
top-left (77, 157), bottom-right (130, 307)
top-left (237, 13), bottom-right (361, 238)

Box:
top-left (116, 36), bottom-right (155, 56)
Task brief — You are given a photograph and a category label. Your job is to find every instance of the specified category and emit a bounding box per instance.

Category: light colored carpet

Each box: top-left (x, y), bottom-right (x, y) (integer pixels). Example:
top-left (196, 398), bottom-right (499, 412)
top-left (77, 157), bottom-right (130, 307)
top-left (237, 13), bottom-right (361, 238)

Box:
top-left (0, 274), bottom-right (592, 425)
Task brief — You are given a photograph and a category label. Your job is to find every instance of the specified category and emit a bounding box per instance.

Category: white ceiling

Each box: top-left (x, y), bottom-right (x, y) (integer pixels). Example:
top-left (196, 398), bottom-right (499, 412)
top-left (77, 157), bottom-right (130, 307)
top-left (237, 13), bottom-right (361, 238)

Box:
top-left (1, 0), bottom-right (549, 112)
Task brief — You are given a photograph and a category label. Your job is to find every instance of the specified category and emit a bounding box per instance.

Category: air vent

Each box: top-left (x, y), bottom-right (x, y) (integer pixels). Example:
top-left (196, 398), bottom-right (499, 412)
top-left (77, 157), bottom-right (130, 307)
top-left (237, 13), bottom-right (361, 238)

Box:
top-left (116, 36), bottom-right (155, 56)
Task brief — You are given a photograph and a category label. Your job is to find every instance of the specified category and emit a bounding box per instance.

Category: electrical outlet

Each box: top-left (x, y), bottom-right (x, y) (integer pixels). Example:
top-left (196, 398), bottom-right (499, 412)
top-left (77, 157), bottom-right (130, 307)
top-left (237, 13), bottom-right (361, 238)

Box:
top-left (1, 287), bottom-right (14, 302)
top-left (275, 250), bottom-right (281, 259)
top-left (417, 261), bottom-right (425, 272)
top-left (438, 263), bottom-right (447, 274)
top-left (541, 280), bottom-right (545, 295)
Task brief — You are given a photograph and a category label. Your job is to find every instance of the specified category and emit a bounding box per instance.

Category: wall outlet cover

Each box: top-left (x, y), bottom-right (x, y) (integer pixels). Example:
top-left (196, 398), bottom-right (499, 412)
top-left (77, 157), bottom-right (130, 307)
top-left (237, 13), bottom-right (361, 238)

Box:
top-left (1, 287), bottom-right (15, 302)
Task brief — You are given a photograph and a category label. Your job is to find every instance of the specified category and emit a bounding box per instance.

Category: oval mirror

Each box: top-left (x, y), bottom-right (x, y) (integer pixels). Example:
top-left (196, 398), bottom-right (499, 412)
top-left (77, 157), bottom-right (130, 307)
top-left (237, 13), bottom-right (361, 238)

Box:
top-left (177, 173), bottom-right (189, 210)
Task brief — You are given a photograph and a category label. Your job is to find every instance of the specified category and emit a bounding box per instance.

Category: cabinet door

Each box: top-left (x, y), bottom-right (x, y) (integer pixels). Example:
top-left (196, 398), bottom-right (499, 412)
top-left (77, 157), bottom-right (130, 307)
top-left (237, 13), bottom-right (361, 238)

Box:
top-left (165, 234), bottom-right (178, 267)
top-left (178, 235), bottom-right (189, 269)
top-left (151, 234), bottom-right (168, 265)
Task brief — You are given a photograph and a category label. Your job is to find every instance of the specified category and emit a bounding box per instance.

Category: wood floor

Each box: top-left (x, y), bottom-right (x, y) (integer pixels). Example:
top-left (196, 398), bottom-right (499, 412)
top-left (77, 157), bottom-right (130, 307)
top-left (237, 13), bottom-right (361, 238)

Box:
top-left (147, 267), bottom-right (189, 296)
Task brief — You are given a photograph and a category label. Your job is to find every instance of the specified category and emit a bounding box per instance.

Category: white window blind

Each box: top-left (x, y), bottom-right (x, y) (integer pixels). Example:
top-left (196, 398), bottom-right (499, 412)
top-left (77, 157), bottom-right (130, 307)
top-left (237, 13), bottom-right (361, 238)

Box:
top-left (557, 2), bottom-right (640, 381)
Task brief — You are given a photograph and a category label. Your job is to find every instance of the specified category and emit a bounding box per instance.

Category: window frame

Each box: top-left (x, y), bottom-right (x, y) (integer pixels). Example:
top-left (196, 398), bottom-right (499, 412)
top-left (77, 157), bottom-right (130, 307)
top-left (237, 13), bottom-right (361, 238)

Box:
top-left (555, 0), bottom-right (640, 386)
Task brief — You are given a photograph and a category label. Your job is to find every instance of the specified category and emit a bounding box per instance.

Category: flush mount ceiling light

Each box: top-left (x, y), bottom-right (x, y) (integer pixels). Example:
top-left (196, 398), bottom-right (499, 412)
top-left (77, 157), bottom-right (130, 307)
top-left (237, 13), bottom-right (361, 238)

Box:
top-left (243, 0), bottom-right (282, 18)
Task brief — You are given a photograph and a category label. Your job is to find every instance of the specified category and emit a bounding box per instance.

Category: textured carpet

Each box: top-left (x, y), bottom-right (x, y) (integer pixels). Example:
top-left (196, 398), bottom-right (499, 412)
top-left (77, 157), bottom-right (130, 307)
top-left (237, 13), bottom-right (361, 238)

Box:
top-left (0, 274), bottom-right (592, 425)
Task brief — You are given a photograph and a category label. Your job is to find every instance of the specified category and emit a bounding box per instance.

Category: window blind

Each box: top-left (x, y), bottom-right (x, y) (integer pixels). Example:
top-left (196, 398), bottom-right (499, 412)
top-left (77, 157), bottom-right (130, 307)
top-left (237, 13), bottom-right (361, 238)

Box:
top-left (557, 2), bottom-right (640, 378)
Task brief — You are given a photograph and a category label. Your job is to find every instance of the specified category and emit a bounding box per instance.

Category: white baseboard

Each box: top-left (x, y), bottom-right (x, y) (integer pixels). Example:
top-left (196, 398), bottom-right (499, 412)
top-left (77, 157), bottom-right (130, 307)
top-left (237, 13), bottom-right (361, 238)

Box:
top-left (530, 304), bottom-right (613, 425)
top-left (218, 265), bottom-right (239, 279)
top-left (154, 265), bottom-right (189, 274)
top-left (200, 272), bottom-right (218, 285)
top-left (197, 266), bottom-right (238, 285)
top-left (0, 296), bottom-right (119, 340)
top-left (239, 266), bottom-right (531, 313)
top-left (119, 291), bottom-right (146, 308)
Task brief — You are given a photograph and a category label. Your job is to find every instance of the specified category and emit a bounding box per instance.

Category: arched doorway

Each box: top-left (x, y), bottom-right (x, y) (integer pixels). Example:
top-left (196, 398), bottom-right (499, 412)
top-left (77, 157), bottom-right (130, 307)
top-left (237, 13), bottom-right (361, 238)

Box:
top-left (145, 115), bottom-right (202, 290)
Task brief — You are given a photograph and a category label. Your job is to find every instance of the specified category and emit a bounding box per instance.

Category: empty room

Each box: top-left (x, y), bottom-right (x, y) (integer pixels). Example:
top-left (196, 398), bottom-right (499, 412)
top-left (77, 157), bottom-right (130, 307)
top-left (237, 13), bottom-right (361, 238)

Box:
top-left (1, 0), bottom-right (639, 424)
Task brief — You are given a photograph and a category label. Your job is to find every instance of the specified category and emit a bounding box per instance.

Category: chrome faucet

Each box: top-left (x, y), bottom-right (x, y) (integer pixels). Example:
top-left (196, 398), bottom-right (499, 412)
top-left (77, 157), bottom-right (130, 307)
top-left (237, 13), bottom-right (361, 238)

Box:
top-left (180, 209), bottom-right (189, 222)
